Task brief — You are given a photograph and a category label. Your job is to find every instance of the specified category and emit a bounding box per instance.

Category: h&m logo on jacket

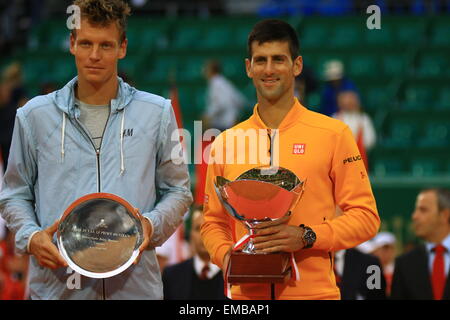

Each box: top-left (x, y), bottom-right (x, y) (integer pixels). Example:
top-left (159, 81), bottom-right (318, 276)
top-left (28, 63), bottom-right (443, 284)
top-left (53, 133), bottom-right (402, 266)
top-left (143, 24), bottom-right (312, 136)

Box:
top-left (123, 128), bottom-right (134, 137)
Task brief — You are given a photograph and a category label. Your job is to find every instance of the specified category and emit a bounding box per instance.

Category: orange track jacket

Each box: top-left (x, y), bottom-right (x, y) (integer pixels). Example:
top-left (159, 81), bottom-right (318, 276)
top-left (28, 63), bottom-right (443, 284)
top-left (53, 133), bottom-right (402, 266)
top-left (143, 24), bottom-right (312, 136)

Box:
top-left (201, 98), bottom-right (380, 300)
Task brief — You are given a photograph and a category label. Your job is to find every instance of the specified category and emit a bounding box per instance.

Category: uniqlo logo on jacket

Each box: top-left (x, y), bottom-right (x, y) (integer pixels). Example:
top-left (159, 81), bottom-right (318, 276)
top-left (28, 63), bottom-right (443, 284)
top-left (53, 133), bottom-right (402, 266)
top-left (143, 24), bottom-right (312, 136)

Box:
top-left (293, 143), bottom-right (306, 155)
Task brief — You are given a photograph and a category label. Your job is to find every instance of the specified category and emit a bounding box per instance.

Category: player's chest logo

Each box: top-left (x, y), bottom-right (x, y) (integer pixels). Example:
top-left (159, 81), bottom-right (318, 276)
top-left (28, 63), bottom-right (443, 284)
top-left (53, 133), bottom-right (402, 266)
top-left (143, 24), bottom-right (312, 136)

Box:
top-left (292, 143), bottom-right (306, 155)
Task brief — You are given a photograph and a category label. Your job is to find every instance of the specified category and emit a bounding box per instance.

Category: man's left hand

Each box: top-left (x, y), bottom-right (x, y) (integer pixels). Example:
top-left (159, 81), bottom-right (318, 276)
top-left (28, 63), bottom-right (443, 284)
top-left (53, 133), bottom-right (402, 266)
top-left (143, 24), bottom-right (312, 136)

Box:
top-left (133, 210), bottom-right (153, 265)
top-left (252, 215), bottom-right (304, 253)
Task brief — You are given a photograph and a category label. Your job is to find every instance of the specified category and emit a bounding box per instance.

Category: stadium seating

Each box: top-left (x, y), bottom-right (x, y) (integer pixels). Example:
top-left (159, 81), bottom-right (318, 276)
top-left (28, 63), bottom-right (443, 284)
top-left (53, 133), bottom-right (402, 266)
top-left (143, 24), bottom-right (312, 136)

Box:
top-left (7, 14), bottom-right (449, 186)
top-left (436, 87), bottom-right (450, 109)
top-left (415, 52), bottom-right (448, 78)
top-left (429, 16), bottom-right (450, 47)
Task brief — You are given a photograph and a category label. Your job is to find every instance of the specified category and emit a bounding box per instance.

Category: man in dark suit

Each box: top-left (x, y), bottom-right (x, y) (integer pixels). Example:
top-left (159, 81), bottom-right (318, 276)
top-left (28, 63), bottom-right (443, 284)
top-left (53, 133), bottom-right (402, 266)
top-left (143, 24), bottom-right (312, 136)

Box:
top-left (162, 206), bottom-right (225, 300)
top-left (334, 248), bottom-right (386, 300)
top-left (391, 188), bottom-right (450, 300)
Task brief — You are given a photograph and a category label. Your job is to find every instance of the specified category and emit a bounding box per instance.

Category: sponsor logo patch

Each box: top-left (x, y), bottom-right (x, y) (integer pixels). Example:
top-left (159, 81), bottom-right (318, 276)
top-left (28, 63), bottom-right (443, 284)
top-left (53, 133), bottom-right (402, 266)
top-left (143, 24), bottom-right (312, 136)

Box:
top-left (343, 155), bottom-right (362, 165)
top-left (293, 143), bottom-right (306, 155)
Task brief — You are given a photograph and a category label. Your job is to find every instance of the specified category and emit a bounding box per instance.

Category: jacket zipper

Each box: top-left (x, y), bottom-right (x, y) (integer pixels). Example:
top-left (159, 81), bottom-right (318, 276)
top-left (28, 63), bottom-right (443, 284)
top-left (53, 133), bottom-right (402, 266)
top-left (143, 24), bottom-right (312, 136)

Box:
top-left (72, 119), bottom-right (102, 192)
top-left (267, 129), bottom-right (276, 166)
top-left (72, 110), bottom-right (111, 300)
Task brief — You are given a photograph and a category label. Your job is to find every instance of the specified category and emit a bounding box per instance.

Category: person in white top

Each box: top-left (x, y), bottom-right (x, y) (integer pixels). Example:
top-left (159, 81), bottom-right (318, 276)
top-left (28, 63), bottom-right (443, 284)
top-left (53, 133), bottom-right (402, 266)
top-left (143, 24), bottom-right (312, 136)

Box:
top-left (333, 90), bottom-right (376, 151)
top-left (155, 225), bottom-right (190, 272)
top-left (369, 232), bottom-right (397, 296)
top-left (202, 60), bottom-right (247, 131)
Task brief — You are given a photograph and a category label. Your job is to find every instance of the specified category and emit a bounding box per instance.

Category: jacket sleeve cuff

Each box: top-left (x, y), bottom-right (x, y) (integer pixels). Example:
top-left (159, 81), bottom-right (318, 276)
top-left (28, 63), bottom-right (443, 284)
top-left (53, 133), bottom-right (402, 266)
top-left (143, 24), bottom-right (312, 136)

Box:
top-left (214, 243), bottom-right (233, 269)
top-left (27, 230), bottom-right (41, 254)
top-left (310, 222), bottom-right (334, 251)
top-left (143, 216), bottom-right (155, 240)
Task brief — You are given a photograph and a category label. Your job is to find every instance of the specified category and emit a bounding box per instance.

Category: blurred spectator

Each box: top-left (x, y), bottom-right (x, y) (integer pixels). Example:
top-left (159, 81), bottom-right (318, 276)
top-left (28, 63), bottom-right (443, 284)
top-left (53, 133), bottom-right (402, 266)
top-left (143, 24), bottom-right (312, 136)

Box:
top-left (320, 60), bottom-right (357, 117)
top-left (0, 229), bottom-right (29, 300)
top-left (334, 247), bottom-right (386, 300)
top-left (333, 90), bottom-right (376, 170)
top-left (162, 205), bottom-right (225, 299)
top-left (39, 82), bottom-right (58, 95)
top-left (403, 239), bottom-right (420, 254)
top-left (369, 232), bottom-right (397, 297)
top-left (156, 225), bottom-right (190, 272)
top-left (194, 59), bottom-right (247, 205)
top-left (0, 62), bottom-right (28, 170)
top-left (202, 59), bottom-right (247, 131)
top-left (294, 64), bottom-right (318, 105)
top-left (391, 188), bottom-right (450, 300)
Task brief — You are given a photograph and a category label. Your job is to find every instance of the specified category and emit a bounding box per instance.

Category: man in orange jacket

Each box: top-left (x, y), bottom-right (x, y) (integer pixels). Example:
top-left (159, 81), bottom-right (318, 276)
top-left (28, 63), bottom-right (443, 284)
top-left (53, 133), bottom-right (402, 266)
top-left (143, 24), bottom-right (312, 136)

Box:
top-left (200, 19), bottom-right (380, 300)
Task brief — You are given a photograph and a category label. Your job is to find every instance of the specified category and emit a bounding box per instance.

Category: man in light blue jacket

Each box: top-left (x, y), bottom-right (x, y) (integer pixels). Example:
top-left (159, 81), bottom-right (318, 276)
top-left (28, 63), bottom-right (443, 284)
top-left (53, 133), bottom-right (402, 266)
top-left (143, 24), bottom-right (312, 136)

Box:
top-left (0, 0), bottom-right (193, 299)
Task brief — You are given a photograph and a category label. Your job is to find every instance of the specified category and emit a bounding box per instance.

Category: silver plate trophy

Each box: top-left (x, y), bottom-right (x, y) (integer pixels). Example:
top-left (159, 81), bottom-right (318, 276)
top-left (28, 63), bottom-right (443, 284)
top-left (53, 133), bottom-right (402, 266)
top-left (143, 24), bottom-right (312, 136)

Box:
top-left (57, 193), bottom-right (143, 279)
top-left (214, 166), bottom-right (306, 283)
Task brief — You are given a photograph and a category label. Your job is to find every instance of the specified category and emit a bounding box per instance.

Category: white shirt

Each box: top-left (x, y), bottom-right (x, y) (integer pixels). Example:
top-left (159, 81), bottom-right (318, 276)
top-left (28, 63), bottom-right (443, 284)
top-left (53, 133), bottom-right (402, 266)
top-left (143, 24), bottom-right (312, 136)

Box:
top-left (333, 111), bottom-right (376, 150)
top-left (155, 226), bottom-right (190, 267)
top-left (334, 249), bottom-right (346, 277)
top-left (205, 74), bottom-right (246, 131)
top-left (425, 233), bottom-right (450, 276)
top-left (193, 255), bottom-right (221, 279)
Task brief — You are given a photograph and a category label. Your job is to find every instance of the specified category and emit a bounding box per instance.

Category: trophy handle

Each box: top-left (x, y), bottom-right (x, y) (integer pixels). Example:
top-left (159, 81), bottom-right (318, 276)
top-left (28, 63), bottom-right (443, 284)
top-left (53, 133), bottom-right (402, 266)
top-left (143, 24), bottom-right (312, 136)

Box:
top-left (215, 176), bottom-right (231, 188)
top-left (213, 177), bottom-right (246, 221)
top-left (292, 178), bottom-right (306, 197)
top-left (288, 178), bottom-right (306, 214)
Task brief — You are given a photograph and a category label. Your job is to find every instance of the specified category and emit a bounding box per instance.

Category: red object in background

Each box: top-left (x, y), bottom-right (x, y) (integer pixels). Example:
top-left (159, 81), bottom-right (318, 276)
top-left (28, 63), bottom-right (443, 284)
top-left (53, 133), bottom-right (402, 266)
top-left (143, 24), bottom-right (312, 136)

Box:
top-left (0, 241), bottom-right (27, 300)
top-left (432, 244), bottom-right (446, 300)
top-left (356, 126), bottom-right (368, 171)
top-left (170, 85), bottom-right (183, 130)
top-left (194, 140), bottom-right (212, 205)
top-left (0, 274), bottom-right (26, 300)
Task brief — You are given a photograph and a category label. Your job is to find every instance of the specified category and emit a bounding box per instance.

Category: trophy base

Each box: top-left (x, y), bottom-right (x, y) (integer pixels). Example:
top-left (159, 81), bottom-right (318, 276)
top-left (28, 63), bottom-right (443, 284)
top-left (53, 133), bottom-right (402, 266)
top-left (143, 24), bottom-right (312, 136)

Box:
top-left (228, 251), bottom-right (291, 284)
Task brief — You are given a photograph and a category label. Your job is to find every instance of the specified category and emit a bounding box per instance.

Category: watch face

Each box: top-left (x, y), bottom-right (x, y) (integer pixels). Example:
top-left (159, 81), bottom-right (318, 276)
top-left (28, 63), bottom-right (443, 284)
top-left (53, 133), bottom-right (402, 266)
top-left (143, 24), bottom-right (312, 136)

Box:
top-left (307, 232), bottom-right (316, 243)
top-left (304, 228), bottom-right (316, 245)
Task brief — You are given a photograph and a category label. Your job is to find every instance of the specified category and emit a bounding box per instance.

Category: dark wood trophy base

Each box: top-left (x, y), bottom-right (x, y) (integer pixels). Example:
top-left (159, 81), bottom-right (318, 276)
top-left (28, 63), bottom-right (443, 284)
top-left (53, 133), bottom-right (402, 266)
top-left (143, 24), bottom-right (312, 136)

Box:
top-left (228, 251), bottom-right (291, 284)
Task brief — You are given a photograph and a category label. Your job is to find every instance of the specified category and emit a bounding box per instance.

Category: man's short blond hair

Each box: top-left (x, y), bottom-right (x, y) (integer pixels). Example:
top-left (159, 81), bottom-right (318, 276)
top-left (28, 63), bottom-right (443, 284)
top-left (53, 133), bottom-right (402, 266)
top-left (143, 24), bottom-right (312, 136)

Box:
top-left (72, 0), bottom-right (131, 43)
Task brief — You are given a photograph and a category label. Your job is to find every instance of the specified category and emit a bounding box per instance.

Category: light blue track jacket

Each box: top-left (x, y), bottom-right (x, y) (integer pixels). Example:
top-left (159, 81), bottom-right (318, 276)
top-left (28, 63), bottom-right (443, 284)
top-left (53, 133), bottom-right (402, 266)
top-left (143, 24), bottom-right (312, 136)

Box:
top-left (0, 77), bottom-right (193, 299)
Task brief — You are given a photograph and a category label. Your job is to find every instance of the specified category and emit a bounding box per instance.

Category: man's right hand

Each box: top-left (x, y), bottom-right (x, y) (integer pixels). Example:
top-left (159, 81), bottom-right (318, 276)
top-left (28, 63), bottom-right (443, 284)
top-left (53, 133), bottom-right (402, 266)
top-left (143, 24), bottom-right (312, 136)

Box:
top-left (29, 220), bottom-right (68, 269)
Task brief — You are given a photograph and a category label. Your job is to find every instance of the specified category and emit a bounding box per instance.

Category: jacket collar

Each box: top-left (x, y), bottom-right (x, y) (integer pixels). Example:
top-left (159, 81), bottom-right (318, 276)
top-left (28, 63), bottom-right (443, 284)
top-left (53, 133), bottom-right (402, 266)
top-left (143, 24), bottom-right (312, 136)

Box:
top-left (51, 76), bottom-right (136, 118)
top-left (250, 97), bottom-right (307, 131)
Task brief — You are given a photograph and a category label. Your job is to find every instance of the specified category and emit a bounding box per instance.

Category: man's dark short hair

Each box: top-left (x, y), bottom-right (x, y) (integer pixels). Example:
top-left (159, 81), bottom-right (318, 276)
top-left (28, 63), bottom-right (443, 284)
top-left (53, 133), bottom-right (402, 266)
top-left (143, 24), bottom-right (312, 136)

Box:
top-left (247, 19), bottom-right (300, 61)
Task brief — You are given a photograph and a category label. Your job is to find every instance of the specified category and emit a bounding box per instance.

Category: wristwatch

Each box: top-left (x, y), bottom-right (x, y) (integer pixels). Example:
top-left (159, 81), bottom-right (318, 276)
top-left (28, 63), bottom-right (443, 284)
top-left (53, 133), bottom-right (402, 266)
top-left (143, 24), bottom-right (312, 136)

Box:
top-left (299, 224), bottom-right (316, 249)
